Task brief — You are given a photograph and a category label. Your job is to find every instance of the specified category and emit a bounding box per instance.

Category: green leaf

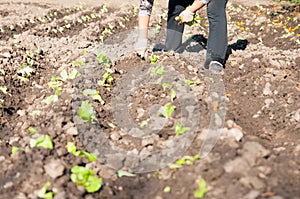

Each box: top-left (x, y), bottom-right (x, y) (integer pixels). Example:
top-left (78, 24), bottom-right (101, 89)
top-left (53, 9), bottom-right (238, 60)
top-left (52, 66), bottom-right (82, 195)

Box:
top-left (186, 79), bottom-right (203, 85)
top-left (72, 61), bottom-right (85, 67)
top-left (78, 101), bottom-right (96, 123)
top-left (170, 89), bottom-right (176, 101)
top-left (150, 65), bottom-right (164, 75)
top-left (67, 142), bottom-right (77, 154)
top-left (0, 99), bottom-right (4, 105)
top-left (28, 127), bottom-right (37, 134)
top-left (67, 142), bottom-right (97, 162)
top-left (38, 182), bottom-right (54, 199)
top-left (0, 86), bottom-right (11, 96)
top-left (140, 120), bottom-right (148, 128)
top-left (42, 95), bottom-right (58, 105)
top-left (158, 104), bottom-right (175, 119)
top-left (83, 89), bottom-right (105, 105)
top-left (68, 68), bottom-right (80, 79)
top-left (169, 154), bottom-right (201, 169)
top-left (168, 163), bottom-right (182, 169)
top-left (150, 55), bottom-right (158, 64)
top-left (30, 135), bottom-right (53, 149)
top-left (116, 170), bottom-right (137, 177)
top-left (175, 122), bottom-right (190, 136)
top-left (11, 146), bottom-right (20, 156)
top-left (163, 186), bottom-right (171, 193)
top-left (194, 179), bottom-right (207, 198)
top-left (70, 166), bottom-right (102, 193)
top-left (162, 82), bottom-right (171, 91)
top-left (96, 52), bottom-right (110, 66)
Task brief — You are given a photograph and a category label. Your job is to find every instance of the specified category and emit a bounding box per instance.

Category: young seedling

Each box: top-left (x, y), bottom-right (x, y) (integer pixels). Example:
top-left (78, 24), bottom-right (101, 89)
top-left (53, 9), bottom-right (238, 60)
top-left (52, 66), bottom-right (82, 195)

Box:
top-left (30, 135), bottom-right (53, 149)
top-left (150, 65), bottom-right (165, 76)
top-left (77, 101), bottom-right (96, 124)
top-left (67, 142), bottom-right (97, 162)
top-left (83, 89), bottom-right (105, 105)
top-left (70, 166), bottom-right (102, 193)
top-left (163, 186), bottom-right (171, 193)
top-left (38, 182), bottom-right (55, 199)
top-left (175, 122), bottom-right (190, 136)
top-left (194, 179), bottom-right (207, 198)
top-left (11, 146), bottom-right (27, 156)
top-left (186, 79), bottom-right (203, 85)
top-left (0, 86), bottom-right (11, 96)
top-left (28, 127), bottom-right (37, 134)
top-left (158, 104), bottom-right (176, 119)
top-left (150, 54), bottom-right (158, 64)
top-left (140, 120), bottom-right (148, 128)
top-left (170, 88), bottom-right (176, 101)
top-left (98, 68), bottom-right (114, 87)
top-left (116, 170), bottom-right (137, 177)
top-left (168, 154), bottom-right (201, 169)
top-left (96, 52), bottom-right (110, 66)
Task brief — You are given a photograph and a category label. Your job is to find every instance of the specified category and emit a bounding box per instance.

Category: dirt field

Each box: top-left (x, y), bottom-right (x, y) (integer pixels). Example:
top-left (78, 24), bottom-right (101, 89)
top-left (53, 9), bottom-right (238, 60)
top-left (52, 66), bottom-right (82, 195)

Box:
top-left (0, 0), bottom-right (299, 199)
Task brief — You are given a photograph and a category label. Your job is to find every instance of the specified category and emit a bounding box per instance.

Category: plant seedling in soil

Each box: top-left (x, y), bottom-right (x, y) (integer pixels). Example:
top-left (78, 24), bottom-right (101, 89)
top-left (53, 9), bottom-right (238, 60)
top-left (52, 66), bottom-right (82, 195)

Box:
top-left (116, 170), bottom-right (137, 177)
top-left (11, 146), bottom-right (27, 156)
top-left (0, 99), bottom-right (4, 105)
top-left (66, 142), bottom-right (97, 162)
top-left (83, 89), bottom-right (105, 105)
top-left (96, 52), bottom-right (110, 66)
top-left (28, 126), bottom-right (37, 134)
top-left (30, 135), bottom-right (53, 149)
top-left (38, 182), bottom-right (55, 199)
top-left (158, 104), bottom-right (176, 119)
top-left (186, 79), bottom-right (203, 85)
top-left (140, 120), bottom-right (148, 128)
top-left (150, 65), bottom-right (165, 76)
top-left (163, 186), bottom-right (171, 193)
top-left (98, 68), bottom-right (114, 87)
top-left (194, 179), bottom-right (207, 198)
top-left (170, 88), bottom-right (176, 101)
top-left (70, 166), bottom-right (102, 193)
top-left (150, 54), bottom-right (158, 64)
top-left (42, 94), bottom-right (59, 105)
top-left (0, 86), bottom-right (11, 96)
top-left (175, 122), bottom-right (190, 136)
top-left (162, 82), bottom-right (171, 91)
top-left (78, 100), bottom-right (96, 124)
top-left (168, 154), bottom-right (201, 169)
top-left (72, 60), bottom-right (85, 67)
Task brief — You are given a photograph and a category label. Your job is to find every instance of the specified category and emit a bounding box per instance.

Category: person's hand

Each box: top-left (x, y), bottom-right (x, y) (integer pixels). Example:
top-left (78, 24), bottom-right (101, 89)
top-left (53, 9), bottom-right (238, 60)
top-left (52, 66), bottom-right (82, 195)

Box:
top-left (134, 37), bottom-right (148, 58)
top-left (176, 9), bottom-right (194, 25)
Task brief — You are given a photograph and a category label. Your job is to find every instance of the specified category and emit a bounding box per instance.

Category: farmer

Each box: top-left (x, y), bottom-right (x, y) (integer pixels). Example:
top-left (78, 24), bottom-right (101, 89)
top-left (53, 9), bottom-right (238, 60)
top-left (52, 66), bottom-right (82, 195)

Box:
top-left (136, 0), bottom-right (228, 71)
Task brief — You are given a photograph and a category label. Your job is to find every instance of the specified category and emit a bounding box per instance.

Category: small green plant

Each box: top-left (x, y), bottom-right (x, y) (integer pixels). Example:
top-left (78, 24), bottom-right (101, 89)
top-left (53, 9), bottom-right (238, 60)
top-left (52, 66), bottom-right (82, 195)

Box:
top-left (30, 135), bottom-right (53, 149)
top-left (140, 120), bottom-right (148, 128)
top-left (0, 99), bottom-right (4, 105)
top-left (162, 82), bottom-right (171, 91)
top-left (98, 68), bottom-right (114, 87)
top-left (0, 86), bottom-right (11, 96)
top-left (158, 104), bottom-right (176, 119)
top-left (67, 142), bottom-right (97, 162)
top-left (28, 127), bottom-right (37, 134)
top-left (42, 94), bottom-right (58, 105)
top-left (150, 65), bottom-right (165, 75)
top-left (96, 52), bottom-right (110, 66)
top-left (170, 89), bottom-right (176, 101)
top-left (194, 179), bottom-right (207, 198)
top-left (168, 154), bottom-right (201, 169)
top-left (175, 122), bottom-right (190, 136)
top-left (11, 146), bottom-right (27, 156)
top-left (116, 170), bottom-right (137, 177)
top-left (150, 54), bottom-right (158, 64)
top-left (70, 166), bottom-right (102, 193)
top-left (78, 101), bottom-right (96, 124)
top-left (83, 89), bottom-right (105, 105)
top-left (38, 182), bottom-right (55, 199)
top-left (163, 186), bottom-right (171, 193)
top-left (186, 79), bottom-right (203, 85)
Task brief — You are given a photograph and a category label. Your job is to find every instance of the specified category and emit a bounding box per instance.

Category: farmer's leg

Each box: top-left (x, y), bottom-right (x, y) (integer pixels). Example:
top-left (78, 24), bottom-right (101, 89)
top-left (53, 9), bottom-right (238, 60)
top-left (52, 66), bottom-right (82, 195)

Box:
top-left (205, 0), bottom-right (228, 68)
top-left (166, 0), bottom-right (194, 51)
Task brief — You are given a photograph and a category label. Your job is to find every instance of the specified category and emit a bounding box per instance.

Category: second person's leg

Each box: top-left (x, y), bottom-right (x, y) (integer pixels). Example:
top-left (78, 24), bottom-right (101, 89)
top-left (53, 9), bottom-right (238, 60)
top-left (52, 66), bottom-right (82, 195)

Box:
top-left (165, 0), bottom-right (194, 51)
top-left (205, 0), bottom-right (228, 68)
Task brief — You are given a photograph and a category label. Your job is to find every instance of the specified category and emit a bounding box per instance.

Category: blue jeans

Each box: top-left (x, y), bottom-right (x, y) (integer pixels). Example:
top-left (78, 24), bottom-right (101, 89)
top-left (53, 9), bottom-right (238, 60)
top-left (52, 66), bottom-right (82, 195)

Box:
top-left (165, 0), bottom-right (228, 67)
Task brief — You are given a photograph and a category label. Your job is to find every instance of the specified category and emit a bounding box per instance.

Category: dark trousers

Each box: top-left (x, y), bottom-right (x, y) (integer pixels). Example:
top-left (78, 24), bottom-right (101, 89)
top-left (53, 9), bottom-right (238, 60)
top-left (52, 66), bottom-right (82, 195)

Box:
top-left (165, 0), bottom-right (228, 66)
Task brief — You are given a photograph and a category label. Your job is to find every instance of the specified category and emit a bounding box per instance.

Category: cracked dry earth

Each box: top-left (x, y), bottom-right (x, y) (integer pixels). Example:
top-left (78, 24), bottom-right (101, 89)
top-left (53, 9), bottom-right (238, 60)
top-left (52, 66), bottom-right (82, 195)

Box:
top-left (0, 0), bottom-right (299, 199)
